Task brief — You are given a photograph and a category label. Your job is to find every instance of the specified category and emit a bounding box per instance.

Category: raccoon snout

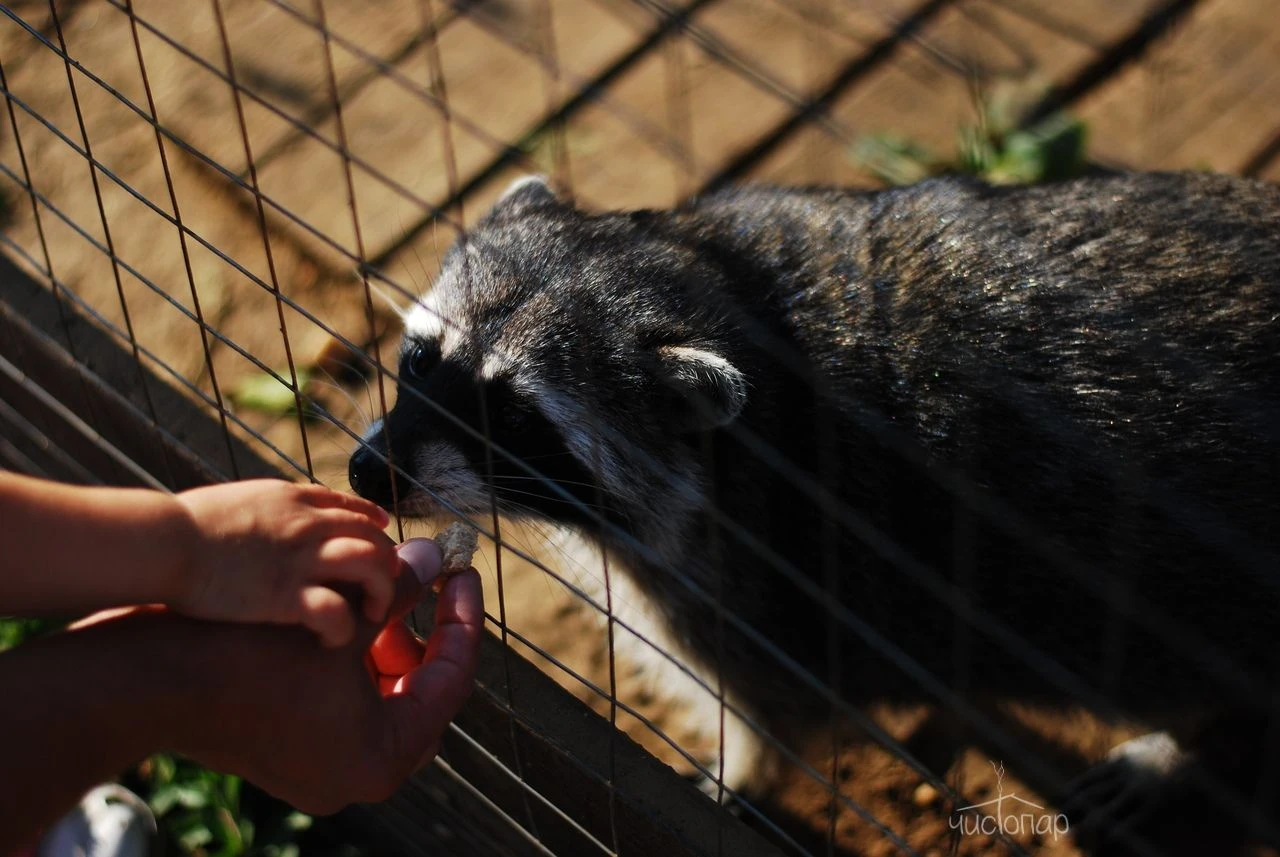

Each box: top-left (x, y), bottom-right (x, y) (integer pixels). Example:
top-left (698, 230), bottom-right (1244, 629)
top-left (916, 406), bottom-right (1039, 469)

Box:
top-left (348, 444), bottom-right (412, 508)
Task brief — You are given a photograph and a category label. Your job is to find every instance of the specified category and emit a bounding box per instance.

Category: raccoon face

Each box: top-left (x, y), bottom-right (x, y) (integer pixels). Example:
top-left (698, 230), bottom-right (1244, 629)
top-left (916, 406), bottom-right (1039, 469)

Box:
top-left (348, 176), bottom-right (747, 534)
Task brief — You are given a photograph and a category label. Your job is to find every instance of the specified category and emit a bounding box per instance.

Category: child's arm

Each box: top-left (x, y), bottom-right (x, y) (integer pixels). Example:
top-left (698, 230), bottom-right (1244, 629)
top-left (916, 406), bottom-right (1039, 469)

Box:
top-left (0, 547), bottom-right (482, 854)
top-left (0, 472), bottom-right (399, 646)
top-left (0, 471), bottom-right (194, 615)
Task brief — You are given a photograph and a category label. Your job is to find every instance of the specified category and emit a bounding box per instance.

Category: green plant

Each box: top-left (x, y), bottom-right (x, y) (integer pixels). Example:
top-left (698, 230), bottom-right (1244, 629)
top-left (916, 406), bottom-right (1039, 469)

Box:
top-left (128, 755), bottom-right (323, 857)
top-left (124, 752), bottom-right (369, 856)
top-left (518, 124), bottom-right (601, 173)
top-left (229, 368), bottom-right (322, 421)
top-left (851, 92), bottom-right (1088, 187)
top-left (0, 616), bottom-right (57, 651)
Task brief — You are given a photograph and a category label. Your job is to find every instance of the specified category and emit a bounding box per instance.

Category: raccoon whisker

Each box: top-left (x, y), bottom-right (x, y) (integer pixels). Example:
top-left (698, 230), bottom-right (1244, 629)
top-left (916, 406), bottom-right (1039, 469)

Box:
top-left (498, 513), bottom-right (612, 593)
top-left (468, 451), bottom-right (577, 468)
top-left (491, 475), bottom-right (602, 491)
top-left (478, 509), bottom-right (573, 602)
top-left (485, 497), bottom-right (544, 523)
top-left (392, 493), bottom-right (447, 519)
top-left (491, 497), bottom-right (593, 527)
top-left (369, 386), bottom-right (386, 427)
top-left (493, 485), bottom-right (613, 512)
top-left (500, 489), bottom-right (640, 537)
top-left (307, 419), bottom-right (363, 460)
top-left (504, 520), bottom-right (599, 587)
top-left (308, 375), bottom-right (370, 425)
top-left (310, 450), bottom-right (358, 468)
top-left (364, 269), bottom-right (412, 320)
top-left (503, 520), bottom-right (660, 620)
top-left (353, 372), bottom-right (382, 427)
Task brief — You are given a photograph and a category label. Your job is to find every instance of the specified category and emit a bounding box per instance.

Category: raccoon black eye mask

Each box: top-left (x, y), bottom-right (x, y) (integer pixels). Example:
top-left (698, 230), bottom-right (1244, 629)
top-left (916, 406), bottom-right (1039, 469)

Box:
top-left (350, 172), bottom-right (1280, 854)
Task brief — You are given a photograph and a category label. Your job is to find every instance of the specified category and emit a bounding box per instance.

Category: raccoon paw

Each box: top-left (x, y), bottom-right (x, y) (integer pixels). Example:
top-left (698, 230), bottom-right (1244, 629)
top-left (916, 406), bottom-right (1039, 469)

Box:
top-left (685, 760), bottom-right (745, 811)
top-left (1062, 732), bottom-right (1188, 856)
top-left (681, 714), bottom-right (775, 804)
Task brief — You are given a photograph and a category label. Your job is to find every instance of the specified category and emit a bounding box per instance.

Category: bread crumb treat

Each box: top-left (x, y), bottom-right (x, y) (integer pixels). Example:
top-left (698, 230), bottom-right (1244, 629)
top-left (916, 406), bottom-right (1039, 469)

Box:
top-left (432, 521), bottom-right (478, 593)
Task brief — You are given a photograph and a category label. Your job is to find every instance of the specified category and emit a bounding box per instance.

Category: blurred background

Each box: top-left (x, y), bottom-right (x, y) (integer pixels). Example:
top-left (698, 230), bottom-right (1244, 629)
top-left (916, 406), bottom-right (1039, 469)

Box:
top-left (1, 0), bottom-right (1278, 854)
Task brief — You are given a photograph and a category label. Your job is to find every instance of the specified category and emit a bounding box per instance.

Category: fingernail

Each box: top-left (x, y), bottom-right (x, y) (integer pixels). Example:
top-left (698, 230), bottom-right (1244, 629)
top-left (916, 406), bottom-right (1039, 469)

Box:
top-left (397, 538), bottom-right (443, 586)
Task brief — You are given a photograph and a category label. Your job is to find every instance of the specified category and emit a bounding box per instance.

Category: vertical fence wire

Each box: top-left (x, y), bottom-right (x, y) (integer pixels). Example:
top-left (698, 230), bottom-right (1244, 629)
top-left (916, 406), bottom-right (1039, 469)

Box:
top-left (206, 0), bottom-right (317, 483)
top-left (0, 17), bottom-right (122, 493)
top-left (85, 0), bottom-right (242, 480)
top-left (3, 1), bottom-right (1280, 855)
top-left (43, 0), bottom-right (180, 489)
top-left (0, 50), bottom-right (80, 481)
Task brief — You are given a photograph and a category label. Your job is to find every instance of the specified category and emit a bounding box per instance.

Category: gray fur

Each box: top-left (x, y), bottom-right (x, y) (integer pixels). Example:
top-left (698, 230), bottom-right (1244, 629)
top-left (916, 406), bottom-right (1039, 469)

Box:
top-left (351, 172), bottom-right (1280, 850)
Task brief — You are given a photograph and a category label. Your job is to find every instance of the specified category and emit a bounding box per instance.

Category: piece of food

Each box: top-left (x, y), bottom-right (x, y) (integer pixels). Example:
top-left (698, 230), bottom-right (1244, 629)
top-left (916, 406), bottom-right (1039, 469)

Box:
top-left (432, 521), bottom-right (478, 593)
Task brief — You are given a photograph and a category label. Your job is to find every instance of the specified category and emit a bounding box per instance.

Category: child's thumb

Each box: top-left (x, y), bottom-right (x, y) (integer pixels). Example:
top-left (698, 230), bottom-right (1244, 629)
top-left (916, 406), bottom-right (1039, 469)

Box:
top-left (397, 538), bottom-right (443, 587)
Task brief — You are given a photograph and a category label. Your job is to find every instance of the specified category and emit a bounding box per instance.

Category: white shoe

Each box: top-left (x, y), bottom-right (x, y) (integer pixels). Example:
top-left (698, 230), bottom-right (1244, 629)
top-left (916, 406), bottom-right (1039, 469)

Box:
top-left (37, 784), bottom-right (155, 857)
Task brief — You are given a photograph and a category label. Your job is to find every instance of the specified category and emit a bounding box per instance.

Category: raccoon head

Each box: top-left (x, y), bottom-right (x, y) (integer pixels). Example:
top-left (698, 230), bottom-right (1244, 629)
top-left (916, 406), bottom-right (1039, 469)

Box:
top-left (348, 176), bottom-right (747, 541)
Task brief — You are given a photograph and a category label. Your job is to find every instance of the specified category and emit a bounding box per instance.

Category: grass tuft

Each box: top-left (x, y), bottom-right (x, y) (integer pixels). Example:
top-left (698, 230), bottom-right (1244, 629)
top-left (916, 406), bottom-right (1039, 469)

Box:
top-left (852, 89), bottom-right (1089, 186)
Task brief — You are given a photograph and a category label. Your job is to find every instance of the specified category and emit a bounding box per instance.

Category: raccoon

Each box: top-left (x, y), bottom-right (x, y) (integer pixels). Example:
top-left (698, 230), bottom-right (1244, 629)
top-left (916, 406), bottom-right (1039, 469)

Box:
top-left (349, 172), bottom-right (1280, 853)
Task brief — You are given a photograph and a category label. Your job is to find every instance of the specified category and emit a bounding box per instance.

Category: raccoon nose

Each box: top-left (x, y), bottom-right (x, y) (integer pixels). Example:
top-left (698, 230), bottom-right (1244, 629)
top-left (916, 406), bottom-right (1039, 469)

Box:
top-left (348, 445), bottom-right (411, 508)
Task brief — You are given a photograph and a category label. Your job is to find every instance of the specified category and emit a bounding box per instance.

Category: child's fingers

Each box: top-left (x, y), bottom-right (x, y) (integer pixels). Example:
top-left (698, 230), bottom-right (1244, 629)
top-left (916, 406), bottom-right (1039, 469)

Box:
top-left (315, 537), bottom-right (397, 623)
top-left (371, 620), bottom-right (426, 676)
top-left (308, 509), bottom-right (396, 546)
top-left (302, 487), bottom-right (391, 527)
top-left (299, 585), bottom-right (357, 648)
top-left (384, 564), bottom-right (428, 624)
top-left (422, 569), bottom-right (484, 665)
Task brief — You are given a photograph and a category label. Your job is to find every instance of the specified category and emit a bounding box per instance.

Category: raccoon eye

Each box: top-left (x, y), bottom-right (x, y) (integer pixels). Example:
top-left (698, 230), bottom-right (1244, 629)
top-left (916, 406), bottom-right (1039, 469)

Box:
top-left (404, 342), bottom-right (438, 379)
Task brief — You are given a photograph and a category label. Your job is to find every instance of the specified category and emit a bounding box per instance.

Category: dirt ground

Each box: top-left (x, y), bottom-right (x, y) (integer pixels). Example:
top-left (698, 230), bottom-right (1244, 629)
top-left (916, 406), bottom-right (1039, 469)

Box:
top-left (458, 533), bottom-right (1114, 857)
top-left (3, 0), bottom-right (1280, 854)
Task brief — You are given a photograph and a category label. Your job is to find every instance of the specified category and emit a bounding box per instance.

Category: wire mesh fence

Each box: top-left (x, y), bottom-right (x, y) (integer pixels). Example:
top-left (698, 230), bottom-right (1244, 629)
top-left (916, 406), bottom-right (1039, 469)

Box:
top-left (2, 0), bottom-right (1280, 855)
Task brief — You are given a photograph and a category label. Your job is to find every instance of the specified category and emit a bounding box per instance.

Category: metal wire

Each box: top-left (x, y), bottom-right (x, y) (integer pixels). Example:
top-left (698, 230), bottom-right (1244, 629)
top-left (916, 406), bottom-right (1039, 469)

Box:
top-left (0, 165), bottom-right (313, 477)
top-left (39, 1), bottom-right (181, 489)
top-left (4, 1), bottom-right (1279, 855)
top-left (5, 78), bottom-right (1268, 843)
top-left (442, 721), bottom-right (617, 856)
top-left (425, 756), bottom-right (567, 857)
top-left (40, 0), bottom-right (241, 480)
top-left (0, 351), bottom-right (166, 490)
top-left (0, 230), bottom-right (287, 484)
top-left (0, 43), bottom-right (117, 486)
top-left (205, 0), bottom-right (316, 481)
top-left (3, 106), bottom-right (1270, 845)
top-left (0, 387), bottom-right (102, 485)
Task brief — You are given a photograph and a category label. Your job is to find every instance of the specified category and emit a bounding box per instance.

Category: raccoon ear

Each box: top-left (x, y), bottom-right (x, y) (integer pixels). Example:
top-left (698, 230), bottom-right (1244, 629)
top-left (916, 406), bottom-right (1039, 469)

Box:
top-left (656, 345), bottom-right (747, 431)
top-left (491, 175), bottom-right (559, 216)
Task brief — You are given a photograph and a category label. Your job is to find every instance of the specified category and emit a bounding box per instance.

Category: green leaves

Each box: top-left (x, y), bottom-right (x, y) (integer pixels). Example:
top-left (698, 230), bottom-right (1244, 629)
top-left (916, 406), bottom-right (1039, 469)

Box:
top-left (139, 756), bottom-right (251, 856)
top-left (0, 617), bottom-right (58, 652)
top-left (849, 135), bottom-right (939, 187)
top-left (130, 755), bottom-right (331, 857)
top-left (851, 99), bottom-right (1088, 187)
top-left (149, 782), bottom-right (212, 816)
top-left (960, 112), bottom-right (1088, 185)
top-left (229, 369), bottom-right (317, 419)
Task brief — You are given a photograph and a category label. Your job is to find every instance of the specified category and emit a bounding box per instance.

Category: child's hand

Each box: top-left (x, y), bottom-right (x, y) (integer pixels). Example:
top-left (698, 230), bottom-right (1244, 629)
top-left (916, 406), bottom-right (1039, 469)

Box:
top-left (171, 480), bottom-right (397, 647)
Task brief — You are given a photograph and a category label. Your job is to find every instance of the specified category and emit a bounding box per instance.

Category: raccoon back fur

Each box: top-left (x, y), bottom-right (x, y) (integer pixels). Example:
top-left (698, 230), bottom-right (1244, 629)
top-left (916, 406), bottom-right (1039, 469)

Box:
top-left (349, 171), bottom-right (1280, 845)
